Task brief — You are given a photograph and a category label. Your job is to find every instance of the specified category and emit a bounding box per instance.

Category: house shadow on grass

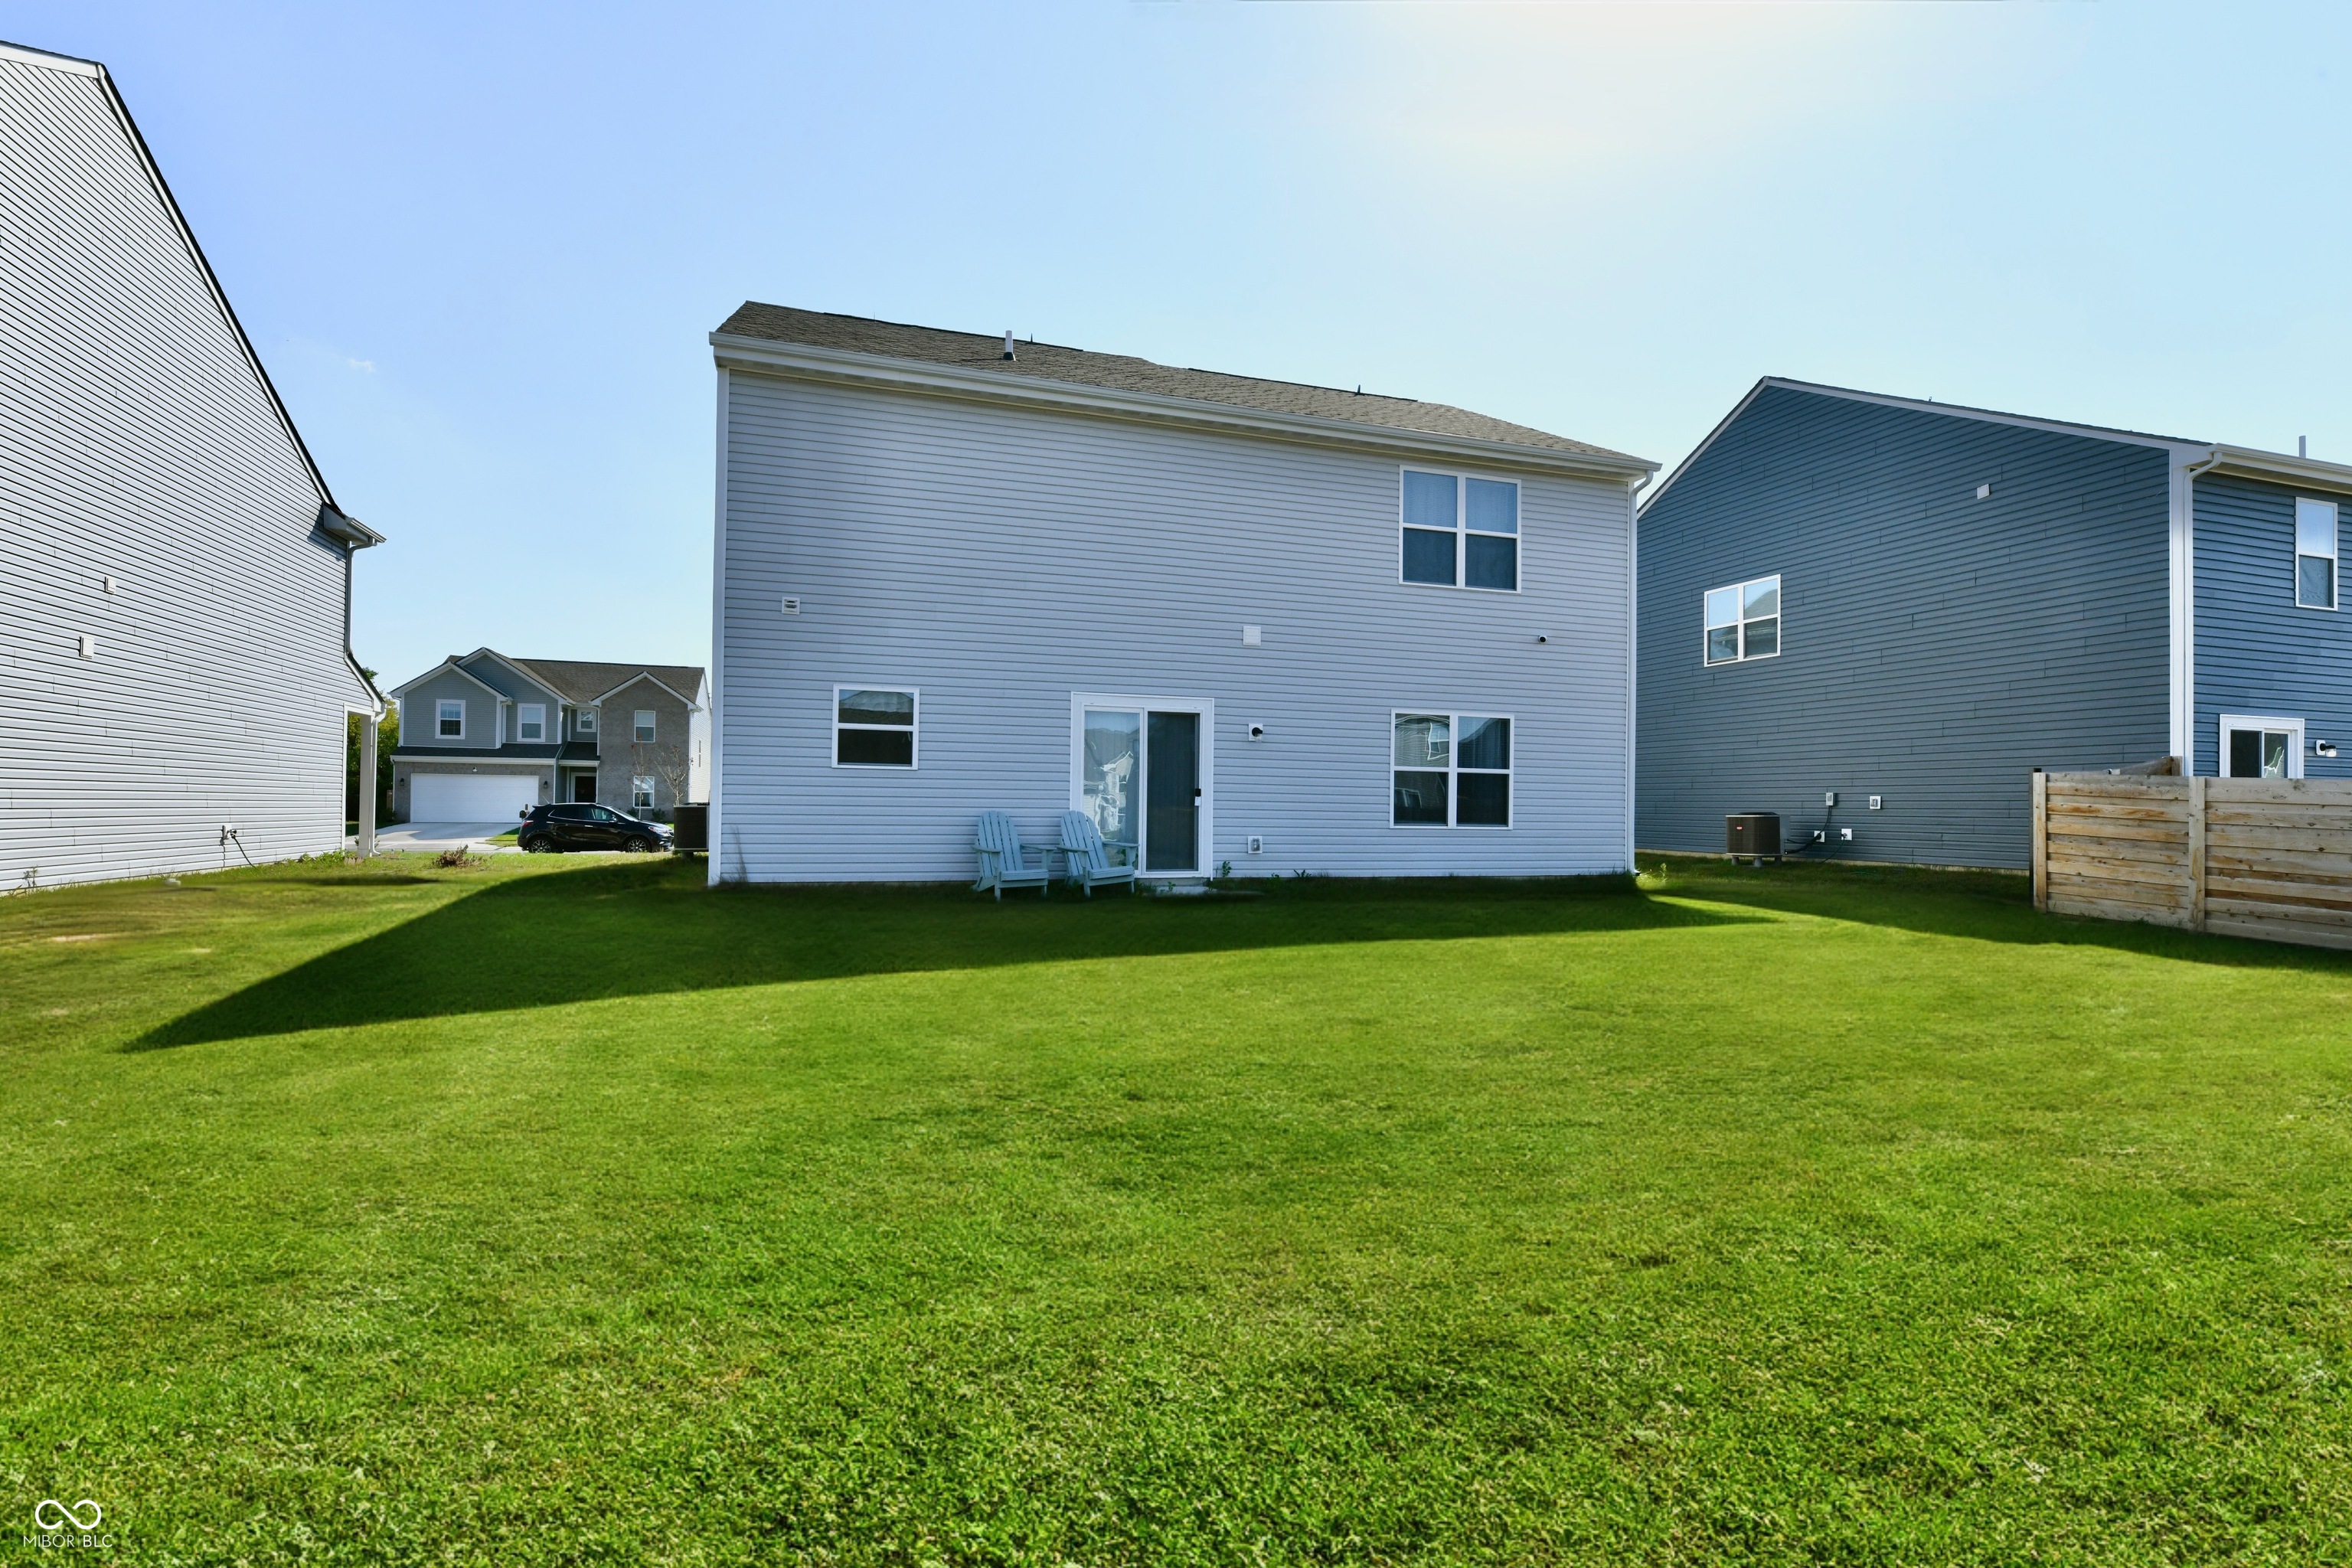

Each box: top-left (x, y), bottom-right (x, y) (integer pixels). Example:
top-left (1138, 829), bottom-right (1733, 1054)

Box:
top-left (135, 861), bottom-right (1748, 1048)
top-left (1645, 852), bottom-right (2352, 973)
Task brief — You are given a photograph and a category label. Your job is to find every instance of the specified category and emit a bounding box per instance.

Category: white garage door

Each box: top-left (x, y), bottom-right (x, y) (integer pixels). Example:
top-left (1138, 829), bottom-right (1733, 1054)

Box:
top-left (410, 773), bottom-right (540, 823)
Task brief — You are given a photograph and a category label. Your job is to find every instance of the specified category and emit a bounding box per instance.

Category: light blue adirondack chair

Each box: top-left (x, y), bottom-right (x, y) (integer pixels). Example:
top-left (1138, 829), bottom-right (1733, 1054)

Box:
top-left (973, 812), bottom-right (1052, 899)
top-left (1059, 810), bottom-right (1138, 897)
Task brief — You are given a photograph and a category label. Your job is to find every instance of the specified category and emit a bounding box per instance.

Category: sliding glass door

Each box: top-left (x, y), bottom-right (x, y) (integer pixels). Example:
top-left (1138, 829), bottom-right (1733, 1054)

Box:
top-left (1078, 699), bottom-right (1209, 874)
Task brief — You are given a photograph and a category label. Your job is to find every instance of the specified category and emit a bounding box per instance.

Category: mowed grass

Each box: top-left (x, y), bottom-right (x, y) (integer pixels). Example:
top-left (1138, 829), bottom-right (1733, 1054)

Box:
top-left (2, 853), bottom-right (2350, 1566)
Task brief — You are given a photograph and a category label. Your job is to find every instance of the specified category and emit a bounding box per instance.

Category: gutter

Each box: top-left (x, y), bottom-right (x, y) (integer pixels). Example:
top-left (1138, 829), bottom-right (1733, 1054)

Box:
top-left (321, 504), bottom-right (387, 715)
top-left (710, 332), bottom-right (1660, 485)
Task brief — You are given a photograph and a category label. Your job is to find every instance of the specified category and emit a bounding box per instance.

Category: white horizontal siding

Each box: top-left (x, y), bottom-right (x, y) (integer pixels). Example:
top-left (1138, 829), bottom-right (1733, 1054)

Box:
top-left (714, 371), bottom-right (1634, 881)
top-left (0, 55), bottom-right (363, 888)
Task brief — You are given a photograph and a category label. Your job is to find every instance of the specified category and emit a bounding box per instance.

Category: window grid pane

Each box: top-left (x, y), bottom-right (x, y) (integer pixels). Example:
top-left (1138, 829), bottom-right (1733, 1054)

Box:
top-left (1465, 478), bottom-right (1517, 534)
top-left (1402, 528), bottom-right (1457, 586)
top-left (2299, 554), bottom-right (2336, 609)
top-left (1403, 471), bottom-right (1458, 530)
top-left (1465, 534), bottom-right (1517, 591)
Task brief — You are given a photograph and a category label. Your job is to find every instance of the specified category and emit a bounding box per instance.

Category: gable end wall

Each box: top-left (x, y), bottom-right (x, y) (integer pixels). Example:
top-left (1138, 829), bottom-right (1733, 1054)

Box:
top-left (1637, 386), bottom-right (2173, 868)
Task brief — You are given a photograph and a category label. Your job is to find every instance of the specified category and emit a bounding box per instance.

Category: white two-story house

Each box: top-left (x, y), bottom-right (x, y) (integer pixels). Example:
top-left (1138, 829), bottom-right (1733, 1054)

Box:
top-left (0, 39), bottom-right (383, 889)
top-left (706, 305), bottom-right (1655, 884)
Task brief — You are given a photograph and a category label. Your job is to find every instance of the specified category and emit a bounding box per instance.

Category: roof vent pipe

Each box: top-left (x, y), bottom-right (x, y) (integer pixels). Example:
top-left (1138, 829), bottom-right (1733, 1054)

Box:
top-left (2301, 436), bottom-right (2308, 458)
top-left (1003, 330), bottom-right (1015, 362)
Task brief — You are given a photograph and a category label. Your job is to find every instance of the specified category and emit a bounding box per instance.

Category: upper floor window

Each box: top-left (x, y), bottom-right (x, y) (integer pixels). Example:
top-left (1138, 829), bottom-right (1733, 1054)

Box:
top-left (836, 688), bottom-right (916, 767)
top-left (1401, 470), bottom-right (1518, 591)
top-left (634, 710), bottom-right (656, 743)
top-left (518, 704), bottom-right (545, 742)
top-left (2296, 498), bottom-right (2337, 610)
top-left (578, 708), bottom-right (597, 735)
top-left (1704, 575), bottom-right (1781, 665)
top-left (1392, 711), bottom-right (1511, 827)
top-left (436, 699), bottom-right (464, 738)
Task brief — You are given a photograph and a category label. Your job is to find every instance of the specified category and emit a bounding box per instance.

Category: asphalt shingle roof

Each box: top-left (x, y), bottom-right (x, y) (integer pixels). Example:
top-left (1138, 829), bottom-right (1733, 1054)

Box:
top-left (509, 658), bottom-right (705, 706)
top-left (715, 303), bottom-right (1647, 466)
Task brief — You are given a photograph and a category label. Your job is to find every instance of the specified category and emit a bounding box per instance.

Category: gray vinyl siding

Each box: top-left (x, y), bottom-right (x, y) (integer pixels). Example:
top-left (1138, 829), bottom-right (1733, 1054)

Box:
top-left (1637, 387), bottom-right (2173, 869)
top-left (714, 371), bottom-right (1634, 882)
top-left (2191, 472), bottom-right (2352, 779)
top-left (0, 52), bottom-right (367, 888)
top-left (399, 671), bottom-right (501, 749)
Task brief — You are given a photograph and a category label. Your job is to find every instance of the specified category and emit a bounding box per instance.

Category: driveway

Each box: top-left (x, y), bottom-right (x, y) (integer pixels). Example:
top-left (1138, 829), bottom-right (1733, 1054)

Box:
top-left (371, 822), bottom-right (522, 854)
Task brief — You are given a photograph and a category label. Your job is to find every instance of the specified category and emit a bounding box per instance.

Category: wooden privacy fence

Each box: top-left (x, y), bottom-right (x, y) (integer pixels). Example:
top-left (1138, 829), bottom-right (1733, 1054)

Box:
top-left (2033, 765), bottom-right (2352, 950)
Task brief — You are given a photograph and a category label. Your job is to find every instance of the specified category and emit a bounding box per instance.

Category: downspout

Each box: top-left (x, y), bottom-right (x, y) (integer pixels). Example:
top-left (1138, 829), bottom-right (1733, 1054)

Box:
top-left (2177, 448), bottom-right (2224, 776)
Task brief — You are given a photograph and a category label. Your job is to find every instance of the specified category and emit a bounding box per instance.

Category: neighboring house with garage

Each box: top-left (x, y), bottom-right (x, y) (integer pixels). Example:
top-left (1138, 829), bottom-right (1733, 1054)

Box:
top-left (0, 38), bottom-right (384, 890)
top-left (388, 649), bottom-right (707, 822)
top-left (705, 303), bottom-right (1656, 884)
top-left (1637, 377), bottom-right (2352, 868)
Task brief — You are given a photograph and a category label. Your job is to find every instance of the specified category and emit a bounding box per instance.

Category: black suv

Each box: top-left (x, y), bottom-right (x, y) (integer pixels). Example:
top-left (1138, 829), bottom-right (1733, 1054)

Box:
top-left (518, 803), bottom-right (670, 854)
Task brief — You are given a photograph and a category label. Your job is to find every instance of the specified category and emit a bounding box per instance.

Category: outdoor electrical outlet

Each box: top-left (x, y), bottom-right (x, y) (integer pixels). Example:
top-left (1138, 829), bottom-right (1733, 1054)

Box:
top-left (1840, 828), bottom-right (1854, 841)
top-left (1824, 791), bottom-right (1837, 806)
top-left (1869, 795), bottom-right (1883, 810)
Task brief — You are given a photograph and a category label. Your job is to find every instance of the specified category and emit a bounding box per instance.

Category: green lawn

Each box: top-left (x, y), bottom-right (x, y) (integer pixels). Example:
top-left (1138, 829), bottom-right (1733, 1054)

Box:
top-left (3, 853), bottom-right (2349, 1565)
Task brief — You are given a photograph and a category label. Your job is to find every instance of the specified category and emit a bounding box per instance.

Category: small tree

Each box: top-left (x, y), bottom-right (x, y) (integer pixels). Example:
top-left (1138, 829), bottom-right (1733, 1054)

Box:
top-left (629, 732), bottom-right (691, 819)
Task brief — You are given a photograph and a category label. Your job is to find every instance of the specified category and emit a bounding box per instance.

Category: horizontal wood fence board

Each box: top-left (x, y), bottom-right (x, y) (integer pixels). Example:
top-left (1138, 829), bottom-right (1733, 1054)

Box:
top-left (2036, 768), bottom-right (2352, 949)
top-left (2047, 853), bottom-right (2189, 890)
top-left (2207, 805), bottom-right (2352, 832)
top-left (2206, 822), bottom-right (2351, 854)
top-left (2207, 894), bottom-right (2352, 929)
top-left (2205, 779), bottom-right (2352, 805)
top-left (2203, 914), bottom-right (2352, 952)
top-left (2047, 872), bottom-right (2191, 911)
top-left (2206, 875), bottom-right (2352, 913)
top-left (2047, 776), bottom-right (2190, 801)
top-left (2047, 831), bottom-right (2187, 864)
top-left (2050, 804), bottom-right (2192, 827)
top-left (2043, 816), bottom-right (2190, 846)
top-left (2206, 851), bottom-right (2352, 886)
top-left (2051, 893), bottom-right (2193, 928)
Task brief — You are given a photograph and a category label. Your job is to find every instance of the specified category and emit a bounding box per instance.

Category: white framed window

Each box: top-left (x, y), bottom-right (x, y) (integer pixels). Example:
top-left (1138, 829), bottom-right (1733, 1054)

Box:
top-left (518, 703), bottom-right (545, 741)
top-left (633, 709), bottom-right (656, 743)
top-left (578, 708), bottom-right (597, 735)
top-left (632, 776), bottom-right (656, 812)
top-left (1704, 575), bottom-right (1782, 665)
top-left (2220, 713), bottom-right (2305, 779)
top-left (436, 698), bottom-right (464, 739)
top-left (1391, 711), bottom-right (1512, 828)
top-left (835, 687), bottom-right (917, 767)
top-left (1400, 469), bottom-right (1519, 592)
top-left (2296, 497), bottom-right (2337, 610)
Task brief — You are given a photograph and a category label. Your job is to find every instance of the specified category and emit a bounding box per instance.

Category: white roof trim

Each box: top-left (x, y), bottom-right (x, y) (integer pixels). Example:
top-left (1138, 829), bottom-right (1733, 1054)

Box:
top-left (1641, 377), bottom-right (2212, 518)
top-left (2197, 445), bottom-right (2352, 499)
top-left (459, 647), bottom-right (567, 704)
top-left (388, 658), bottom-right (505, 701)
top-left (588, 671), bottom-right (701, 709)
top-left (711, 332), bottom-right (1657, 483)
top-left (0, 40), bottom-right (105, 76)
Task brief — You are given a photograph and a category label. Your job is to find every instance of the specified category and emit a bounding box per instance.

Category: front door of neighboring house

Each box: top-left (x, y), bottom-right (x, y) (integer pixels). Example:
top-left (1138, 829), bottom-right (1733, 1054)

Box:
top-left (1074, 695), bottom-right (1212, 875)
top-left (572, 771), bottom-right (597, 803)
top-left (2220, 714), bottom-right (2305, 779)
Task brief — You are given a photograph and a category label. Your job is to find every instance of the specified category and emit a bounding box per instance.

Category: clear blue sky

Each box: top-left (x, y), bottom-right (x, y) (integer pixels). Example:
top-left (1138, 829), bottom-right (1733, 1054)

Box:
top-left (9, 2), bottom-right (2350, 685)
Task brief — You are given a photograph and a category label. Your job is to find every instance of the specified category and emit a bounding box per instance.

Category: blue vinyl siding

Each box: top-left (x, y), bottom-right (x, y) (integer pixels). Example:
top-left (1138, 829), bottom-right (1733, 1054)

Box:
top-left (2192, 472), bottom-right (2352, 779)
top-left (1638, 386), bottom-right (2172, 868)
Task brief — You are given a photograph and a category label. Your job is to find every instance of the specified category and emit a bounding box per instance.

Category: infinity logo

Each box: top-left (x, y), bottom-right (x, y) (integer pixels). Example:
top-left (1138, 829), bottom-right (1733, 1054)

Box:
top-left (34, 1498), bottom-right (102, 1531)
